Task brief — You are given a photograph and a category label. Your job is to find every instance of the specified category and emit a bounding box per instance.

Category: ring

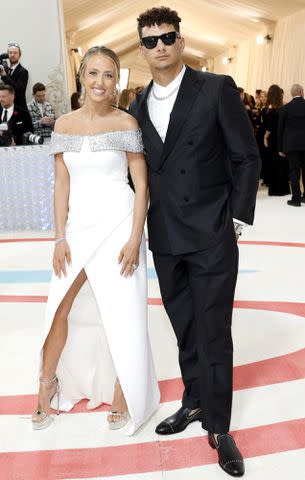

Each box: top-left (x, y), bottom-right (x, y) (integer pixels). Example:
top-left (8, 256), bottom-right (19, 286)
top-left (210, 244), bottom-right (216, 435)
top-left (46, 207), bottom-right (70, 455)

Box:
top-left (131, 264), bottom-right (138, 270)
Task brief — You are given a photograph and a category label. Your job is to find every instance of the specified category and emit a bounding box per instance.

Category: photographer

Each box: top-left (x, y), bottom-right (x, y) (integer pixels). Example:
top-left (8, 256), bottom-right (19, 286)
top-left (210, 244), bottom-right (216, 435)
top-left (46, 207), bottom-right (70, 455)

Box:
top-left (0, 85), bottom-right (33, 146)
top-left (0, 42), bottom-right (28, 110)
top-left (27, 83), bottom-right (55, 142)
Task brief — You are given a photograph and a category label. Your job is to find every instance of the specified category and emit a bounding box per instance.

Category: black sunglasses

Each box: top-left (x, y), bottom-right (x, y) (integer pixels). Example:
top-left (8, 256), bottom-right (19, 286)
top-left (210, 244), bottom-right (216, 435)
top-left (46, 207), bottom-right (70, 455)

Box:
top-left (141, 31), bottom-right (181, 50)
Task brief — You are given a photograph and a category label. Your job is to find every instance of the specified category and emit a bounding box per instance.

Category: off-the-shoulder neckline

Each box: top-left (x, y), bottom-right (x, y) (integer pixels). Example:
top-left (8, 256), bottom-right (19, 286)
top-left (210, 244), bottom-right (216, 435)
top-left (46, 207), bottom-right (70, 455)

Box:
top-left (52, 128), bottom-right (141, 138)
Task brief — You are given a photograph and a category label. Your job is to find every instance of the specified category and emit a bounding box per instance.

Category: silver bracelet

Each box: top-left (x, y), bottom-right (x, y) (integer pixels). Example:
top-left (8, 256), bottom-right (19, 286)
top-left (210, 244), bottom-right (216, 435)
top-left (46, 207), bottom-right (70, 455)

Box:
top-left (55, 237), bottom-right (66, 245)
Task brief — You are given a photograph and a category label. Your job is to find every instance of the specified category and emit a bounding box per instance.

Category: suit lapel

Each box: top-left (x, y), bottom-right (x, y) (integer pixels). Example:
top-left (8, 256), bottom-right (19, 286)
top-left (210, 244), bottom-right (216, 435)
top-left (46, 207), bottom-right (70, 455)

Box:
top-left (136, 82), bottom-right (164, 168)
top-left (161, 66), bottom-right (204, 166)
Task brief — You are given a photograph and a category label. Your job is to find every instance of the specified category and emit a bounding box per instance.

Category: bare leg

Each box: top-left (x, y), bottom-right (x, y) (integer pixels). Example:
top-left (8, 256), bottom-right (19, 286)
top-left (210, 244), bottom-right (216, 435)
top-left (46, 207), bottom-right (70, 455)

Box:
top-left (33, 269), bottom-right (87, 420)
top-left (108, 378), bottom-right (128, 423)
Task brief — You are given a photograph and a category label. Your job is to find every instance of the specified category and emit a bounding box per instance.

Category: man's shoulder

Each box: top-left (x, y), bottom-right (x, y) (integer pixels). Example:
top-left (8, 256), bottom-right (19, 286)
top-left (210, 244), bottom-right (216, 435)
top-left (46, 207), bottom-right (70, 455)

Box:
top-left (13, 104), bottom-right (28, 113)
top-left (16, 64), bottom-right (28, 73)
top-left (27, 100), bottom-right (35, 109)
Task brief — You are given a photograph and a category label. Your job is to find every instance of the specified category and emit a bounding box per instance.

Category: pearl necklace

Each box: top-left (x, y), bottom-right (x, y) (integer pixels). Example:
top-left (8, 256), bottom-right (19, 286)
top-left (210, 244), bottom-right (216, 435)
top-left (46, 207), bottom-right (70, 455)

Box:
top-left (152, 84), bottom-right (179, 101)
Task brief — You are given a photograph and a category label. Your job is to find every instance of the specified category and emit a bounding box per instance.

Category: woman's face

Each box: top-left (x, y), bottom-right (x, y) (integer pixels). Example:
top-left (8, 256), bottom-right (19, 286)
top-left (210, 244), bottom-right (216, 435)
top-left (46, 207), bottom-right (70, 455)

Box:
top-left (82, 54), bottom-right (117, 104)
top-left (260, 91), bottom-right (267, 106)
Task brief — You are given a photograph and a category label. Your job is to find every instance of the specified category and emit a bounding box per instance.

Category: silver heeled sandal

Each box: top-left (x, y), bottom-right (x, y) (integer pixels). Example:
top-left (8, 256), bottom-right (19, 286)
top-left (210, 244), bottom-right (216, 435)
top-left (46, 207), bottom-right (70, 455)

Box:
top-left (108, 411), bottom-right (130, 430)
top-left (32, 375), bottom-right (60, 431)
top-left (108, 378), bottom-right (130, 430)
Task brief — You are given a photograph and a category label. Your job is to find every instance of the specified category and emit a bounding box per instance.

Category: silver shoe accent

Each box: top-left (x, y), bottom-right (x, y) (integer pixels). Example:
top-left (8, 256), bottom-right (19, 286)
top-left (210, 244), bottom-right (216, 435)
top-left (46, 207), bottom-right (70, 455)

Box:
top-left (108, 411), bottom-right (130, 430)
top-left (32, 375), bottom-right (60, 431)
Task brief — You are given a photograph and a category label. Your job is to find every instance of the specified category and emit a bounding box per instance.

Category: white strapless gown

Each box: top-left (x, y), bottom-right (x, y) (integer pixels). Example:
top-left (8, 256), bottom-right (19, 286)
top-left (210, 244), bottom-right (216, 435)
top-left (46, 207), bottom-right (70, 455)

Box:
top-left (42, 130), bottom-right (160, 435)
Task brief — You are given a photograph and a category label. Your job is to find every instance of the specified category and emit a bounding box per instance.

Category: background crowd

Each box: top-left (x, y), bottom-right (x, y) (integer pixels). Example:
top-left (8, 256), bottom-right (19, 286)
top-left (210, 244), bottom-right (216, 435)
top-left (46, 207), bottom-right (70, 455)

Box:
top-left (238, 83), bottom-right (305, 206)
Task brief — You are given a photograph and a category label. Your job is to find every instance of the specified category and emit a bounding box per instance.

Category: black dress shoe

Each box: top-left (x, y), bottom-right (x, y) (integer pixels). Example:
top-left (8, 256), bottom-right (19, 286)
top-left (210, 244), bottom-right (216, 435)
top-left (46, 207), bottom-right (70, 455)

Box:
top-left (287, 200), bottom-right (301, 207)
top-left (208, 432), bottom-right (245, 477)
top-left (155, 406), bottom-right (202, 435)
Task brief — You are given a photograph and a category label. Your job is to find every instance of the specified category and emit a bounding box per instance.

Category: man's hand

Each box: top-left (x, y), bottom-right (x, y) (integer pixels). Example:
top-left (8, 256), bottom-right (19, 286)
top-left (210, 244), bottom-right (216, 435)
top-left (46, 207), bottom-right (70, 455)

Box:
top-left (0, 65), bottom-right (6, 77)
top-left (279, 152), bottom-right (286, 157)
top-left (40, 116), bottom-right (54, 125)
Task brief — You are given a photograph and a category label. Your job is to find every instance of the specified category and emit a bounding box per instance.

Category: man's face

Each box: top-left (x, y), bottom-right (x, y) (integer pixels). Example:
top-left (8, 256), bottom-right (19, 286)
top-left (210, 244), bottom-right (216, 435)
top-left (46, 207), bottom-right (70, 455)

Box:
top-left (8, 47), bottom-right (21, 65)
top-left (140, 23), bottom-right (184, 71)
top-left (34, 90), bottom-right (46, 103)
top-left (0, 90), bottom-right (14, 109)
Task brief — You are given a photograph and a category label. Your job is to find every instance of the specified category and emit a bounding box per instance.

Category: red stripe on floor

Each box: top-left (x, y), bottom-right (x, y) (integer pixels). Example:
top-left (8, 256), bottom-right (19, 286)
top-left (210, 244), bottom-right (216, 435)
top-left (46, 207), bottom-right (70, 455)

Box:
top-left (1, 346), bottom-right (304, 415)
top-left (4, 297), bottom-right (305, 314)
top-left (0, 238), bottom-right (54, 243)
top-left (0, 418), bottom-right (304, 479)
top-left (1, 238), bottom-right (305, 247)
top-left (0, 295), bottom-right (48, 303)
top-left (239, 240), bottom-right (305, 248)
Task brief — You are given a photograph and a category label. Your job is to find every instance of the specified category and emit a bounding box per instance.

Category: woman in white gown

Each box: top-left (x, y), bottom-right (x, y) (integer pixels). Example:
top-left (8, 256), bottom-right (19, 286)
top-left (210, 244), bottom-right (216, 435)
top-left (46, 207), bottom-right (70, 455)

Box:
top-left (31, 46), bottom-right (160, 435)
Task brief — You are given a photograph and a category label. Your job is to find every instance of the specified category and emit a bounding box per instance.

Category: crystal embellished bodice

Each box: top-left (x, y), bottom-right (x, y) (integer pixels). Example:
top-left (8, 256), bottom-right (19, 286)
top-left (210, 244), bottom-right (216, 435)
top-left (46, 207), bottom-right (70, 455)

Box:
top-left (48, 129), bottom-right (144, 231)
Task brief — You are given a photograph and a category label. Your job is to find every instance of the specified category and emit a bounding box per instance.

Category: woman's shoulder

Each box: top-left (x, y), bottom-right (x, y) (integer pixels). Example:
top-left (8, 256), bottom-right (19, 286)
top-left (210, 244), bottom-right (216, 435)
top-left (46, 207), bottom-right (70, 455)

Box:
top-left (113, 108), bottom-right (139, 131)
top-left (54, 110), bottom-right (82, 134)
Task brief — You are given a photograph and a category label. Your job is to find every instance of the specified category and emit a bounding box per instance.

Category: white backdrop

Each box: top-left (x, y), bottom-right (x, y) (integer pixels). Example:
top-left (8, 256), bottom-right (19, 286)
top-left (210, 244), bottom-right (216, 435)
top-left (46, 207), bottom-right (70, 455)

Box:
top-left (214, 8), bottom-right (305, 100)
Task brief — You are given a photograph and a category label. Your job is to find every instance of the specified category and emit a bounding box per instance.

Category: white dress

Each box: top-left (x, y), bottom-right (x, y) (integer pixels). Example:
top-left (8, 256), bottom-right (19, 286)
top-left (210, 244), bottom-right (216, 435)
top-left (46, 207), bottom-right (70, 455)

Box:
top-left (43, 129), bottom-right (160, 435)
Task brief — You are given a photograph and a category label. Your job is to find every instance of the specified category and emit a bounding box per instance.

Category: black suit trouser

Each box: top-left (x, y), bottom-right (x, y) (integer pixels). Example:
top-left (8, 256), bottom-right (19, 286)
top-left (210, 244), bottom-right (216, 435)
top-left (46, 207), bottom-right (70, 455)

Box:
top-left (287, 151), bottom-right (305, 201)
top-left (153, 232), bottom-right (238, 434)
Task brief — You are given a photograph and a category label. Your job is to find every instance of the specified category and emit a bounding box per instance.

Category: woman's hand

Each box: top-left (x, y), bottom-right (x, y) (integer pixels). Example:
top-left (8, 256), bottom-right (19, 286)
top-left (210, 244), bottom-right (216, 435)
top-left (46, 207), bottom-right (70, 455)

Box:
top-left (53, 240), bottom-right (71, 278)
top-left (118, 239), bottom-right (140, 277)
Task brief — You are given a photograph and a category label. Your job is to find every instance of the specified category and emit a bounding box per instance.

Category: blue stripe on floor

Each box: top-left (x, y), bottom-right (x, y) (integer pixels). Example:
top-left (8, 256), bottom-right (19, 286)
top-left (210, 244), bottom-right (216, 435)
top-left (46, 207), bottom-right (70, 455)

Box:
top-left (0, 270), bottom-right (52, 283)
top-left (0, 268), bottom-right (258, 283)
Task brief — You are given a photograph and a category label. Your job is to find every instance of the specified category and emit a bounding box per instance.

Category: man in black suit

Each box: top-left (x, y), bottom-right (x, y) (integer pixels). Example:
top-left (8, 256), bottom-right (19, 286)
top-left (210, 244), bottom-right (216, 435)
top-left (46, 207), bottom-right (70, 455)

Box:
top-left (0, 43), bottom-right (29, 110)
top-left (279, 84), bottom-right (305, 207)
top-left (0, 85), bottom-right (33, 145)
top-left (130, 7), bottom-right (260, 477)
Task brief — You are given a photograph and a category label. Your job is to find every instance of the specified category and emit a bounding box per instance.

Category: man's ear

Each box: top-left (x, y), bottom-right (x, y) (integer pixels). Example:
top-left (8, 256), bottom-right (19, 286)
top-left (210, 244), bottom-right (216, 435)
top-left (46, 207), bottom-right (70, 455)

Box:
top-left (179, 37), bottom-right (185, 54)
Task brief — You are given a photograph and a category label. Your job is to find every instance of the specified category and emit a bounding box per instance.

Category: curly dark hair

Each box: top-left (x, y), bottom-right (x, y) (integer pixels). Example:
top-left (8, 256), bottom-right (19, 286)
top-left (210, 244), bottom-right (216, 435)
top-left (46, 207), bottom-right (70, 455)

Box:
top-left (266, 84), bottom-right (283, 109)
top-left (137, 6), bottom-right (181, 38)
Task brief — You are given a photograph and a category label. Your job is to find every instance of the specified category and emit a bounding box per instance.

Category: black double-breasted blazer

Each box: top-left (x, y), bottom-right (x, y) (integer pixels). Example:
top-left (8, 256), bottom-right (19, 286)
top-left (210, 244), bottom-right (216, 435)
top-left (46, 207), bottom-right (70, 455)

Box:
top-left (0, 105), bottom-right (33, 145)
top-left (130, 66), bottom-right (261, 255)
top-left (278, 97), bottom-right (305, 153)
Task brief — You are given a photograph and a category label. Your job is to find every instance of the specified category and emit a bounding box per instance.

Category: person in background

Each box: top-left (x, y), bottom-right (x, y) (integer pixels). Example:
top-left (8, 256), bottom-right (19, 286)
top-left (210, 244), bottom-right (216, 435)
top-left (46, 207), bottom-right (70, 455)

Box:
top-left (27, 83), bottom-right (55, 142)
top-left (0, 42), bottom-right (29, 110)
top-left (0, 84), bottom-right (32, 145)
top-left (255, 90), bottom-right (268, 184)
top-left (278, 83), bottom-right (305, 206)
top-left (264, 84), bottom-right (290, 196)
top-left (118, 89), bottom-right (130, 110)
top-left (119, 88), bottom-right (137, 111)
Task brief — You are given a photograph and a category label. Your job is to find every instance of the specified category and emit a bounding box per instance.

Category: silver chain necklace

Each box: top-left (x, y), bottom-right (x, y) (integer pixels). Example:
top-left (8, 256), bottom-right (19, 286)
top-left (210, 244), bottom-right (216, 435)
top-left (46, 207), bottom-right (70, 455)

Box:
top-left (152, 84), bottom-right (179, 101)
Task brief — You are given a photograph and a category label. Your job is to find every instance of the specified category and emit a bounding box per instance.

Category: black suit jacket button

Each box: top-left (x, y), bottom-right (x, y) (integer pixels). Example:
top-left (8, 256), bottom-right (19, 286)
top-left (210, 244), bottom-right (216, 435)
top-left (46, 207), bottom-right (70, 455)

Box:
top-left (180, 169), bottom-right (186, 174)
top-left (188, 140), bottom-right (193, 145)
top-left (184, 196), bottom-right (189, 202)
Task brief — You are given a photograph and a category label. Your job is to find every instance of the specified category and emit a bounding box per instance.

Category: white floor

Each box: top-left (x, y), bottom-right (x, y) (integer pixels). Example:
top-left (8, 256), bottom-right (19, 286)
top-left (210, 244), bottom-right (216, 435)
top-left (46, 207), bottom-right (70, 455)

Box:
top-left (0, 188), bottom-right (305, 479)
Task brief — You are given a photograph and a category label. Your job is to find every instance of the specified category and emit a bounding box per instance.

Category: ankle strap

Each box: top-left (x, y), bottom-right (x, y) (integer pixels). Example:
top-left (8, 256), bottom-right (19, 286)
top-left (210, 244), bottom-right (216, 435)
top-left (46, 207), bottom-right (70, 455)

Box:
top-left (39, 375), bottom-right (57, 385)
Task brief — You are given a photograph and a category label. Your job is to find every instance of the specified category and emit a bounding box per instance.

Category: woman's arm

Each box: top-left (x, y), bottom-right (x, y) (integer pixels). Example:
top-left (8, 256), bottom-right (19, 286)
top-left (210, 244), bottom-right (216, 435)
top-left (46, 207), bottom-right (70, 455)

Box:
top-left (118, 151), bottom-right (148, 277)
top-left (52, 153), bottom-right (71, 278)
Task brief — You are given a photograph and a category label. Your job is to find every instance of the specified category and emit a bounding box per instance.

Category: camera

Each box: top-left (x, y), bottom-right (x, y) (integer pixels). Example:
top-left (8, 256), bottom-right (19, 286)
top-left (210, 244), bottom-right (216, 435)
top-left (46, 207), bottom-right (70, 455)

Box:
top-left (0, 53), bottom-right (9, 72)
top-left (22, 132), bottom-right (44, 145)
top-left (0, 130), bottom-right (13, 147)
